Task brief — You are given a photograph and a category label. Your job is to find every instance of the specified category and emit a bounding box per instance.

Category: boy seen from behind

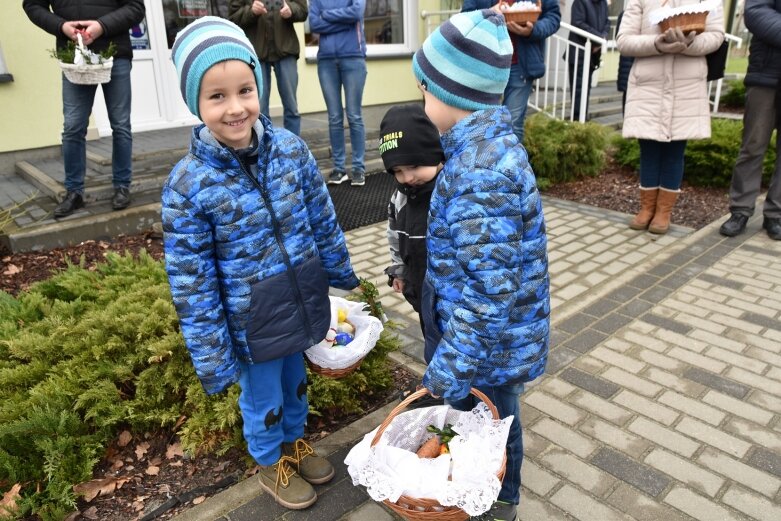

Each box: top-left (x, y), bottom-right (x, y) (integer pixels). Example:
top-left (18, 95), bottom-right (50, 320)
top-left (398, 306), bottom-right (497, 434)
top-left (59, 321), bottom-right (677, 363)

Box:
top-left (163, 17), bottom-right (358, 511)
top-left (413, 9), bottom-right (550, 521)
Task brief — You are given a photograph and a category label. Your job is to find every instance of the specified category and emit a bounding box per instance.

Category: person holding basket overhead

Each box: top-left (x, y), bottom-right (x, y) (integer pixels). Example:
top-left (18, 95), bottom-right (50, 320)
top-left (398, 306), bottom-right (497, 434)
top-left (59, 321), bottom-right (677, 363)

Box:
top-left (413, 9), bottom-right (551, 521)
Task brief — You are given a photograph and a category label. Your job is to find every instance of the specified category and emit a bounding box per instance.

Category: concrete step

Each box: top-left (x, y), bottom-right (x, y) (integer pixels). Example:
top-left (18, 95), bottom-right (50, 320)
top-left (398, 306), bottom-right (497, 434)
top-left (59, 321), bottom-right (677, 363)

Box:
top-left (590, 112), bottom-right (623, 130)
top-left (588, 100), bottom-right (624, 119)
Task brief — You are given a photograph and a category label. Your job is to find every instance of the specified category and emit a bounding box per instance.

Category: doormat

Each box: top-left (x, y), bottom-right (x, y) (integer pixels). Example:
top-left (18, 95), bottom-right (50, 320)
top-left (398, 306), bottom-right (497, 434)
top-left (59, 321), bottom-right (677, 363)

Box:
top-left (327, 171), bottom-right (396, 232)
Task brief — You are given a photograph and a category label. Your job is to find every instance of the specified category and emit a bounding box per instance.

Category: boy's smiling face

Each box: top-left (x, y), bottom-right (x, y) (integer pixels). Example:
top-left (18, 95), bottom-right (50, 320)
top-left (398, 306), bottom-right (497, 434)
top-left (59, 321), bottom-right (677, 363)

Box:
top-left (199, 60), bottom-right (260, 149)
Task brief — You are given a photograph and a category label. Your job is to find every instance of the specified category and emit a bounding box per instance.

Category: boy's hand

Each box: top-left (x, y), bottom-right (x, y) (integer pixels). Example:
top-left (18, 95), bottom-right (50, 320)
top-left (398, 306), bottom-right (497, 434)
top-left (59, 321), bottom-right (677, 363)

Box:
top-left (391, 278), bottom-right (405, 293)
top-left (280, 1), bottom-right (292, 18)
top-left (507, 20), bottom-right (533, 37)
top-left (251, 1), bottom-right (267, 15)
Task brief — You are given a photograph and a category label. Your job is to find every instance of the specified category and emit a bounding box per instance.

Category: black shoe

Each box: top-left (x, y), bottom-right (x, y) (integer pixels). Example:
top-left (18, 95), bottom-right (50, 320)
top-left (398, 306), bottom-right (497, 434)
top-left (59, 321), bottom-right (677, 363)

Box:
top-left (327, 170), bottom-right (348, 185)
top-left (111, 187), bottom-right (131, 210)
top-left (53, 191), bottom-right (84, 218)
top-left (469, 500), bottom-right (517, 521)
top-left (719, 213), bottom-right (749, 237)
top-left (763, 217), bottom-right (781, 240)
top-left (350, 170), bottom-right (365, 187)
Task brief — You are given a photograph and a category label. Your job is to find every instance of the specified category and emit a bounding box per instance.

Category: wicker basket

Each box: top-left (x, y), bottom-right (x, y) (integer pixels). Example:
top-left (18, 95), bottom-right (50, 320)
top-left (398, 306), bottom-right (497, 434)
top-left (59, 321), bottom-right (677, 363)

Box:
top-left (370, 388), bottom-right (507, 521)
top-left (658, 11), bottom-right (708, 34)
top-left (306, 355), bottom-right (364, 378)
top-left (58, 34), bottom-right (113, 85)
top-left (500, 0), bottom-right (542, 24)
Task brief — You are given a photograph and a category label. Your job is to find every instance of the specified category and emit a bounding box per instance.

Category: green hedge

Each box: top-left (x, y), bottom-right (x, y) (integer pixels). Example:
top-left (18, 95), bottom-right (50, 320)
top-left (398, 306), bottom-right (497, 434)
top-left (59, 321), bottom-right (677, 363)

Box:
top-left (612, 118), bottom-right (777, 188)
top-left (0, 254), bottom-right (399, 520)
top-left (524, 113), bottom-right (610, 189)
top-left (719, 79), bottom-right (746, 109)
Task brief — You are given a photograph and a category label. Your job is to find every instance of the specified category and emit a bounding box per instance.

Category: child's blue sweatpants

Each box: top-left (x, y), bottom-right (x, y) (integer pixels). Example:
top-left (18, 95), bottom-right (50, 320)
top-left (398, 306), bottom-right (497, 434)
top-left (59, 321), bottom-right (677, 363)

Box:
top-left (237, 353), bottom-right (308, 466)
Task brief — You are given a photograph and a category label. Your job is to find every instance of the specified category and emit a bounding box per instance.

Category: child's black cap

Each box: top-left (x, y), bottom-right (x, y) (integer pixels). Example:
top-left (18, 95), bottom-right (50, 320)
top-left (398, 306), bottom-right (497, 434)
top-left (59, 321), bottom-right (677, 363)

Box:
top-left (379, 104), bottom-right (444, 174)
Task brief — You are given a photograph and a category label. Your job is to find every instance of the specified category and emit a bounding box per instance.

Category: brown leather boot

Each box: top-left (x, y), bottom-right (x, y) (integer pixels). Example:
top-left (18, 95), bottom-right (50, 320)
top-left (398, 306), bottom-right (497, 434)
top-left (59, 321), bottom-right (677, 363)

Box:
top-left (648, 189), bottom-right (680, 234)
top-left (629, 187), bottom-right (659, 230)
top-left (282, 438), bottom-right (335, 485)
top-left (256, 455), bottom-right (317, 510)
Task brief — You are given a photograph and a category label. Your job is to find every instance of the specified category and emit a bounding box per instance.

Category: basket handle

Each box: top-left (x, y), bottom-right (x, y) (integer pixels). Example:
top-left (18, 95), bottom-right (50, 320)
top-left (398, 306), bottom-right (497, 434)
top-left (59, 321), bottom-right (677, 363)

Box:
top-left (370, 387), bottom-right (500, 447)
top-left (76, 32), bottom-right (87, 55)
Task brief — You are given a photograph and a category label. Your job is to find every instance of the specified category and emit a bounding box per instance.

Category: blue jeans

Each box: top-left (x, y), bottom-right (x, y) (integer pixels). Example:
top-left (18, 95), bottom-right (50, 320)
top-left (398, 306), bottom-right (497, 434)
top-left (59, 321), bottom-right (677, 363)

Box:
top-left (260, 56), bottom-right (301, 136)
top-left (317, 57), bottom-right (367, 173)
top-left (61, 58), bottom-right (132, 193)
top-left (503, 63), bottom-right (534, 144)
top-left (638, 139), bottom-right (688, 190)
top-left (237, 353), bottom-right (308, 466)
top-left (446, 383), bottom-right (524, 505)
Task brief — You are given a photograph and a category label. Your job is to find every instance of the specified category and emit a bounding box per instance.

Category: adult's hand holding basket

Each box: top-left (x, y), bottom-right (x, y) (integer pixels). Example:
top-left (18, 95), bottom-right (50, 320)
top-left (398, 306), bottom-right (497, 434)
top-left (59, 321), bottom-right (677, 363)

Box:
top-left (58, 33), bottom-right (113, 85)
top-left (345, 388), bottom-right (510, 521)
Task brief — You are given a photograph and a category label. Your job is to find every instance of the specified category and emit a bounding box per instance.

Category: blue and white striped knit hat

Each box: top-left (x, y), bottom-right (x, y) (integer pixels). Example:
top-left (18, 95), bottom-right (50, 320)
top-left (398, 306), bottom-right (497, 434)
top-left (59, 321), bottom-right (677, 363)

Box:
top-left (413, 9), bottom-right (512, 111)
top-left (171, 16), bottom-right (263, 119)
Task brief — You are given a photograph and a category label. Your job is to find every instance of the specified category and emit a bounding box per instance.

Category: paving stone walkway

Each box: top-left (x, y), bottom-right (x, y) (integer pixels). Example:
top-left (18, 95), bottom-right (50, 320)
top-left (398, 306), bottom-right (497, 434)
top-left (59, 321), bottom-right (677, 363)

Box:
top-left (171, 196), bottom-right (781, 521)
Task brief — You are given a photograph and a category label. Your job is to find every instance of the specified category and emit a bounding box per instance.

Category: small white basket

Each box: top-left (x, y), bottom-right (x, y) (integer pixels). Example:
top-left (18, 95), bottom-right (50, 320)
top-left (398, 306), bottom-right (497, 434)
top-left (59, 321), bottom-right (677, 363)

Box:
top-left (58, 34), bottom-right (113, 85)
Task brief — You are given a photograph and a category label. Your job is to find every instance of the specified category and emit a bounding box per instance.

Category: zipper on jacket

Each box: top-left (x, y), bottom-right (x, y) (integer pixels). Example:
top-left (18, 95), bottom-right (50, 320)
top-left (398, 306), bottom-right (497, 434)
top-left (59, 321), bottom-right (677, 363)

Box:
top-left (229, 149), bottom-right (320, 347)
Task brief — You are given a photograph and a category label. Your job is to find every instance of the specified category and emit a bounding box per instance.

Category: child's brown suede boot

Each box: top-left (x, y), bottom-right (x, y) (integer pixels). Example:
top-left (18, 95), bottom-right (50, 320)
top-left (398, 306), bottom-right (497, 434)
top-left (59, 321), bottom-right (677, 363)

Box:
top-left (257, 455), bottom-right (316, 510)
top-left (282, 438), bottom-right (335, 485)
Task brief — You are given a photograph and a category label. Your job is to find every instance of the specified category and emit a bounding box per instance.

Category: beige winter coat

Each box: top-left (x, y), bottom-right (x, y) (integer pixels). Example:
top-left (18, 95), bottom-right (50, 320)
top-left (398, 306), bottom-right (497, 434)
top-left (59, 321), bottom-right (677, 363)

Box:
top-left (617, 0), bottom-right (724, 141)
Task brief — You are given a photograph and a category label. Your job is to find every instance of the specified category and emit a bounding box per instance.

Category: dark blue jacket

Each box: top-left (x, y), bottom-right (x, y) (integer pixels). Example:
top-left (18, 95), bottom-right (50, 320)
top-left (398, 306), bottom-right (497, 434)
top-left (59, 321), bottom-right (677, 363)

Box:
top-left (744, 0), bottom-right (781, 88)
top-left (615, 11), bottom-right (634, 93)
top-left (421, 107), bottom-right (550, 401)
top-left (567, 0), bottom-right (609, 65)
top-left (462, 0), bottom-right (561, 79)
top-left (308, 0), bottom-right (367, 59)
top-left (162, 117), bottom-right (358, 395)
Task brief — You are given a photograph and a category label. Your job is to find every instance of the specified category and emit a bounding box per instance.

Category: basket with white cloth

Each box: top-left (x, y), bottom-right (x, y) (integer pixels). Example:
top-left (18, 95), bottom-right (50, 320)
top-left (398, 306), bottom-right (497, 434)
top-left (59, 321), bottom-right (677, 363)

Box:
top-left (58, 34), bottom-right (113, 85)
top-left (304, 296), bottom-right (383, 378)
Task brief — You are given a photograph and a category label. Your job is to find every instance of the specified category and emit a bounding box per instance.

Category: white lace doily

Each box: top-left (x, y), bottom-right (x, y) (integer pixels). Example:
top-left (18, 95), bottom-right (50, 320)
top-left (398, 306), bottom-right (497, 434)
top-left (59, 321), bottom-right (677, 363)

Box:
top-left (344, 403), bottom-right (512, 516)
top-left (649, 0), bottom-right (720, 26)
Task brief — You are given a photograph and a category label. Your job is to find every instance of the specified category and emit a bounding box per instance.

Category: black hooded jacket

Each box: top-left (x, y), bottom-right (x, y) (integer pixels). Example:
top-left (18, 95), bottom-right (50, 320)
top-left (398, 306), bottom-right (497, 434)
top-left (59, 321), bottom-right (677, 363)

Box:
top-left (23, 0), bottom-right (145, 61)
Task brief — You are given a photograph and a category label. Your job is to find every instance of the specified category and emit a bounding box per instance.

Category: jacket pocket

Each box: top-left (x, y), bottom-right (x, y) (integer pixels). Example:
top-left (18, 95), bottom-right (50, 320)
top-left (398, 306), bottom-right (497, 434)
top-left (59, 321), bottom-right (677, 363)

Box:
top-left (421, 277), bottom-right (442, 364)
top-left (245, 256), bottom-right (330, 362)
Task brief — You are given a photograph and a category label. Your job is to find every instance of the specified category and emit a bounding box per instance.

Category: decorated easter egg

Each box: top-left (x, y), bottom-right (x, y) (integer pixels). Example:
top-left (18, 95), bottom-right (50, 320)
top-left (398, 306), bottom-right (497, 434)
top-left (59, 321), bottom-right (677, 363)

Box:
top-left (324, 328), bottom-right (337, 344)
top-left (334, 332), bottom-right (354, 346)
top-left (337, 308), bottom-right (347, 323)
top-left (336, 321), bottom-right (355, 335)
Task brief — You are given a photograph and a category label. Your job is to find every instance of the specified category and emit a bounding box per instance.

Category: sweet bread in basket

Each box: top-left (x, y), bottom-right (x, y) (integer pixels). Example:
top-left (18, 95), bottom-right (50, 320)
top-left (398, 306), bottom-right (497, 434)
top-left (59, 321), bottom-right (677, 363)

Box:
top-left (304, 296), bottom-right (383, 378)
top-left (345, 388), bottom-right (511, 521)
top-left (650, 0), bottom-right (718, 35)
top-left (499, 0), bottom-right (542, 24)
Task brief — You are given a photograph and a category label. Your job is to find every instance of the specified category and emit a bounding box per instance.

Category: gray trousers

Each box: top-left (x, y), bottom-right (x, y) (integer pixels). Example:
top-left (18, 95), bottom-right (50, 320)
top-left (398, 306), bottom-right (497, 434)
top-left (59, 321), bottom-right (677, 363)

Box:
top-left (729, 86), bottom-right (781, 218)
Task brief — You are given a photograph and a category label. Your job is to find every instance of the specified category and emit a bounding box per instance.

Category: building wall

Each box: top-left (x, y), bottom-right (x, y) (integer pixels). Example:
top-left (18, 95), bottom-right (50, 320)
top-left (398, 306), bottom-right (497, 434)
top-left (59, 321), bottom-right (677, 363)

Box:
top-left (0, 3), bottom-right (65, 153)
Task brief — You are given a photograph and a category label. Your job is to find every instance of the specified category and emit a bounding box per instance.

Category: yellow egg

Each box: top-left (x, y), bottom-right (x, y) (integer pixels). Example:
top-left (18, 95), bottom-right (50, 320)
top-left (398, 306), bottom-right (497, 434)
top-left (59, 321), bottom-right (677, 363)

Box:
top-left (337, 308), bottom-right (347, 323)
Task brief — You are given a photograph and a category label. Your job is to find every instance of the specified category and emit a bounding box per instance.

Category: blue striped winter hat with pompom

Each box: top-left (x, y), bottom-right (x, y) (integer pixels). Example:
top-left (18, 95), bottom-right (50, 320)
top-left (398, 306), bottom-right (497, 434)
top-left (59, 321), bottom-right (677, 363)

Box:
top-left (171, 16), bottom-right (263, 119)
top-left (413, 9), bottom-right (512, 111)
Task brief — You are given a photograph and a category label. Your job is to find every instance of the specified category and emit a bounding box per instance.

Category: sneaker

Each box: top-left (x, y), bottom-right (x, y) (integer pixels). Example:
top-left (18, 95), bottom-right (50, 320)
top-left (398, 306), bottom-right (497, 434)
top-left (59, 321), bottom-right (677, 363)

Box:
top-left (111, 186), bottom-right (131, 210)
top-left (282, 438), bottom-right (335, 484)
top-left (327, 170), bottom-right (348, 185)
top-left (53, 191), bottom-right (84, 218)
top-left (470, 500), bottom-right (517, 521)
top-left (350, 171), bottom-right (365, 186)
top-left (257, 455), bottom-right (317, 510)
top-left (763, 216), bottom-right (781, 240)
top-left (719, 213), bottom-right (749, 237)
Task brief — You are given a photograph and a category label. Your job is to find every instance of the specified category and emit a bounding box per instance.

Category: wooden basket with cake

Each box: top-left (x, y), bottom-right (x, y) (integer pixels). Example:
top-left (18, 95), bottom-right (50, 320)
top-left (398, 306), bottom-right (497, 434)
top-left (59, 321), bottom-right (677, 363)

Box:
top-left (651, 0), bottom-right (716, 35)
top-left (498, 0), bottom-right (542, 25)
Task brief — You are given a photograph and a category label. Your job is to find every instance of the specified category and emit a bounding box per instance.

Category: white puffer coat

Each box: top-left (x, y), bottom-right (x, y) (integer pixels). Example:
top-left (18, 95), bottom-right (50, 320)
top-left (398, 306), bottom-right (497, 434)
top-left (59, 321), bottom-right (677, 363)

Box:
top-left (617, 0), bottom-right (724, 141)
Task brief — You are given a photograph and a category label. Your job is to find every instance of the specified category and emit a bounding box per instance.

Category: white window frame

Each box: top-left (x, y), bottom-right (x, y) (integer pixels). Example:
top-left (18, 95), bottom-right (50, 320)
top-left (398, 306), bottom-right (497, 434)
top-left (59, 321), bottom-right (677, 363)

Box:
top-left (304, 0), bottom-right (419, 61)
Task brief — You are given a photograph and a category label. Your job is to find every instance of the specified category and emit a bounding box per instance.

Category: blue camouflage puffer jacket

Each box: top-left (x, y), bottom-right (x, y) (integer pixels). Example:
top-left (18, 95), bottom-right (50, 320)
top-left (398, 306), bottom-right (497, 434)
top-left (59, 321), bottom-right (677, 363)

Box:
top-left (162, 116), bottom-right (358, 395)
top-left (421, 107), bottom-right (550, 401)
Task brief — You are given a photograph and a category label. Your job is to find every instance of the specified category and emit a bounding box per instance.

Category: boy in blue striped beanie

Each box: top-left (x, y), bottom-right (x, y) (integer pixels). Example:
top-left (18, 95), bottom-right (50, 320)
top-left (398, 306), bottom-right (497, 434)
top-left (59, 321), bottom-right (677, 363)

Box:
top-left (163, 16), bottom-right (358, 511)
top-left (414, 10), bottom-right (550, 521)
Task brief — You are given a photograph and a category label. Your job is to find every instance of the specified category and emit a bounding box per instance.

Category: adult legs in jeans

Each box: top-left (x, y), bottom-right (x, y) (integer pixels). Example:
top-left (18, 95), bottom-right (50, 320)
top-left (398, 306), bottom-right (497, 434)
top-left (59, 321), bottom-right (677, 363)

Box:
top-left (503, 64), bottom-right (534, 144)
top-left (62, 75), bottom-right (99, 194)
top-left (638, 139), bottom-right (687, 190)
top-left (317, 58), bottom-right (367, 174)
top-left (260, 57), bottom-right (301, 136)
top-left (446, 384), bottom-right (524, 505)
top-left (102, 58), bottom-right (133, 189)
top-left (728, 86), bottom-right (781, 219)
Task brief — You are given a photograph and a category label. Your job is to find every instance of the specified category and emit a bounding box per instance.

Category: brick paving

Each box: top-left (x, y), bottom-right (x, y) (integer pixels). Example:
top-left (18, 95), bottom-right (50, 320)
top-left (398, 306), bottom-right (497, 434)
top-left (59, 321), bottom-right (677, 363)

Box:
top-left (167, 194), bottom-right (781, 521)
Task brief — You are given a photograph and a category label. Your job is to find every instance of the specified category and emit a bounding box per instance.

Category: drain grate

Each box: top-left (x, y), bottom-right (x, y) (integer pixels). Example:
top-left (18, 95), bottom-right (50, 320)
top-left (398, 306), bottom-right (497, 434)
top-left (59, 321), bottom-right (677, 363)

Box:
top-left (327, 172), bottom-right (396, 232)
